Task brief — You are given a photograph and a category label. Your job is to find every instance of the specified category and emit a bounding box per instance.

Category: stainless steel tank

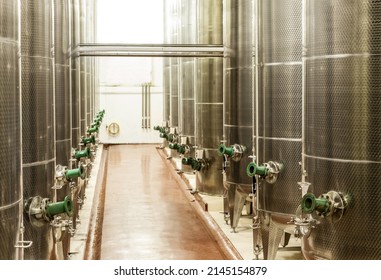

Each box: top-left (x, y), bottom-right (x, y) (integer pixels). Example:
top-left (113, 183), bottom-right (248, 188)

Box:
top-left (179, 0), bottom-right (196, 156)
top-left (55, 0), bottom-right (72, 167)
top-left (79, 0), bottom-right (87, 136)
top-left (256, 0), bottom-right (302, 259)
top-left (195, 0), bottom-right (224, 195)
top-left (0, 0), bottom-right (22, 260)
top-left (300, 0), bottom-right (381, 260)
top-left (54, 0), bottom-right (72, 260)
top-left (21, 0), bottom-right (55, 259)
top-left (71, 0), bottom-right (81, 146)
top-left (163, 0), bottom-right (171, 125)
top-left (170, 0), bottom-right (180, 130)
top-left (223, 0), bottom-right (254, 230)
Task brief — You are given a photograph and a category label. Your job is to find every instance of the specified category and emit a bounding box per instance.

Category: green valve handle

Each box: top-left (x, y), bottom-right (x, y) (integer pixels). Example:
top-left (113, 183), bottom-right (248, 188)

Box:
top-left (182, 157), bottom-right (202, 171)
top-left (87, 126), bottom-right (98, 134)
top-left (217, 144), bottom-right (234, 157)
top-left (75, 147), bottom-right (90, 160)
top-left (46, 196), bottom-right (73, 218)
top-left (177, 145), bottom-right (186, 154)
top-left (301, 193), bottom-right (330, 215)
top-left (65, 165), bottom-right (84, 180)
top-left (159, 133), bottom-right (168, 139)
top-left (169, 143), bottom-right (179, 150)
top-left (81, 135), bottom-right (96, 145)
top-left (182, 157), bottom-right (192, 165)
top-left (246, 162), bottom-right (268, 177)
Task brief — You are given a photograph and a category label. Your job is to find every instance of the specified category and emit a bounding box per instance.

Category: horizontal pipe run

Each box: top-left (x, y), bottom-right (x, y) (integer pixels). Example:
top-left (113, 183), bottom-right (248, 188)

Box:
top-left (72, 43), bottom-right (225, 58)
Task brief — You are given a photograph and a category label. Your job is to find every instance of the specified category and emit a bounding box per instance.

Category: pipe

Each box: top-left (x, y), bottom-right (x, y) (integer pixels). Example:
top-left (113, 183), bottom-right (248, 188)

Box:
top-left (217, 144), bottom-right (234, 157)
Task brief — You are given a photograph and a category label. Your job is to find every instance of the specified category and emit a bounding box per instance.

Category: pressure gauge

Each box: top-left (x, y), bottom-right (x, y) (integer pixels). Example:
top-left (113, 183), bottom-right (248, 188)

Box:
top-left (108, 122), bottom-right (120, 136)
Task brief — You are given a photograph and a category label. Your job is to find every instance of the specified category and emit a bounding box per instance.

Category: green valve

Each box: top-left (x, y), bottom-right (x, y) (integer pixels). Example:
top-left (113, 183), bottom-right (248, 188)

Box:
top-left (159, 133), bottom-right (168, 139)
top-left (217, 144), bottom-right (234, 157)
top-left (182, 157), bottom-right (202, 171)
top-left (182, 157), bottom-right (192, 165)
top-left (301, 193), bottom-right (330, 215)
top-left (81, 135), bottom-right (96, 145)
top-left (65, 165), bottom-right (84, 180)
top-left (177, 145), bottom-right (186, 154)
top-left (46, 196), bottom-right (73, 218)
top-left (87, 126), bottom-right (98, 134)
top-left (169, 143), bottom-right (179, 150)
top-left (75, 147), bottom-right (90, 160)
top-left (246, 162), bottom-right (268, 177)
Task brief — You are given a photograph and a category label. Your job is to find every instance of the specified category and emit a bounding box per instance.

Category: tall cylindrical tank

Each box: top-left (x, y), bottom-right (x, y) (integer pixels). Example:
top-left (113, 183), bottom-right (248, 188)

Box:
top-left (0, 0), bottom-right (22, 260)
top-left (54, 0), bottom-right (72, 260)
top-left (302, 0), bottom-right (381, 260)
top-left (55, 0), bottom-right (72, 167)
top-left (21, 0), bottom-right (55, 259)
top-left (257, 0), bottom-right (302, 259)
top-left (79, 0), bottom-right (87, 136)
top-left (223, 0), bottom-right (254, 229)
top-left (195, 0), bottom-right (224, 195)
top-left (170, 0), bottom-right (180, 130)
top-left (162, 0), bottom-right (171, 126)
top-left (179, 0), bottom-right (196, 152)
top-left (71, 0), bottom-right (81, 146)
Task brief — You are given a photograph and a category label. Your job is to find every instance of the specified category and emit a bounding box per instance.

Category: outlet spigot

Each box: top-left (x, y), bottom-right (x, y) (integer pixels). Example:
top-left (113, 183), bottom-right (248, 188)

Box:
top-left (87, 126), bottom-right (98, 134)
top-left (65, 165), bottom-right (85, 180)
top-left (25, 196), bottom-right (73, 226)
top-left (246, 161), bottom-right (284, 184)
top-left (75, 147), bottom-right (91, 160)
top-left (217, 143), bottom-right (246, 161)
top-left (301, 191), bottom-right (348, 219)
top-left (81, 135), bottom-right (96, 145)
top-left (182, 157), bottom-right (205, 171)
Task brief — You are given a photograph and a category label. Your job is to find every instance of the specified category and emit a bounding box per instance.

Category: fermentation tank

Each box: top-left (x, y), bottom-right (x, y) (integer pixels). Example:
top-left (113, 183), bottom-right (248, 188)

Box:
top-left (71, 0), bottom-right (81, 146)
top-left (0, 0), bottom-right (22, 260)
top-left (222, 0), bottom-right (254, 230)
top-left (195, 0), bottom-right (224, 195)
top-left (179, 0), bottom-right (196, 161)
top-left (21, 0), bottom-right (55, 259)
top-left (55, 0), bottom-right (72, 167)
top-left (163, 1), bottom-right (170, 126)
top-left (300, 0), bottom-right (381, 259)
top-left (79, 0), bottom-right (87, 136)
top-left (170, 0), bottom-right (180, 131)
top-left (256, 0), bottom-right (302, 259)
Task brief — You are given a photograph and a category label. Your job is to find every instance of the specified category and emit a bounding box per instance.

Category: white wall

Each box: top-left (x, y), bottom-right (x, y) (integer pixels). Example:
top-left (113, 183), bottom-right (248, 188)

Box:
top-left (96, 0), bottom-right (164, 144)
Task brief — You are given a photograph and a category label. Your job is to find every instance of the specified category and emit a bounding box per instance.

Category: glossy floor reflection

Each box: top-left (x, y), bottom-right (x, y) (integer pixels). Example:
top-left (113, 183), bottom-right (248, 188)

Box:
top-left (100, 144), bottom-right (226, 260)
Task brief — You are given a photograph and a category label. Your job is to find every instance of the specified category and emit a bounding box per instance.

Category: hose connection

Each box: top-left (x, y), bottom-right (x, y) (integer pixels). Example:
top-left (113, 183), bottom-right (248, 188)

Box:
top-left (24, 196), bottom-right (73, 227)
top-left (81, 135), bottom-right (96, 146)
top-left (182, 157), bottom-right (206, 171)
top-left (246, 160), bottom-right (284, 184)
top-left (217, 143), bottom-right (246, 162)
top-left (291, 185), bottom-right (349, 238)
top-left (301, 191), bottom-right (348, 219)
top-left (54, 164), bottom-right (85, 189)
top-left (74, 147), bottom-right (91, 160)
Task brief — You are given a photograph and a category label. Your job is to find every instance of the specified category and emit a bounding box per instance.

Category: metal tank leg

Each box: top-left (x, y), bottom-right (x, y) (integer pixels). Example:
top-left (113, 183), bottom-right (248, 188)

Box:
top-left (231, 187), bottom-right (249, 232)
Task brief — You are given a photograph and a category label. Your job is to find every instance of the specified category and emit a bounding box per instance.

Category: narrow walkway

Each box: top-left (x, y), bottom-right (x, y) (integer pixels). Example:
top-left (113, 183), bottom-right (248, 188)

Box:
top-left (100, 144), bottom-right (226, 260)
